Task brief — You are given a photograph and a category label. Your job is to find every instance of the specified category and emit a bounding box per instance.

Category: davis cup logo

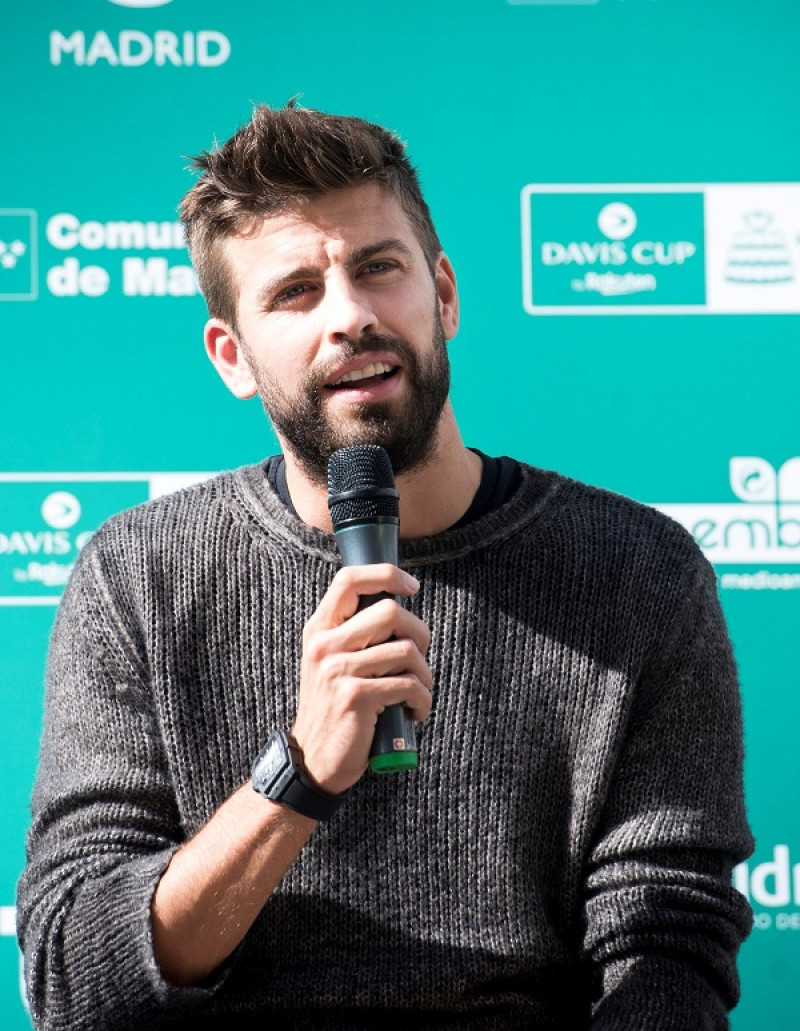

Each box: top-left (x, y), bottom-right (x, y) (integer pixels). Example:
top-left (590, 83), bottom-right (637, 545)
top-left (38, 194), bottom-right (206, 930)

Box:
top-left (522, 182), bottom-right (800, 315)
top-left (0, 473), bottom-right (213, 604)
top-left (521, 184), bottom-right (704, 313)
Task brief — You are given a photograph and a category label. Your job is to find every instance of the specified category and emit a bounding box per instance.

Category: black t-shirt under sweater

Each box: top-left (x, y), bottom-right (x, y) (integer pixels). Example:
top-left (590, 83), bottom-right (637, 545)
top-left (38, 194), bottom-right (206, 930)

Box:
top-left (264, 450), bottom-right (522, 529)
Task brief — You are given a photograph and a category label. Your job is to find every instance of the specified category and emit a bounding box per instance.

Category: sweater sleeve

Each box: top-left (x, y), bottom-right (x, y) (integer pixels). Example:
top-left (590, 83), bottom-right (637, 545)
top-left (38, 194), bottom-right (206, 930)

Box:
top-left (583, 551), bottom-right (754, 1030)
top-left (16, 533), bottom-right (230, 1030)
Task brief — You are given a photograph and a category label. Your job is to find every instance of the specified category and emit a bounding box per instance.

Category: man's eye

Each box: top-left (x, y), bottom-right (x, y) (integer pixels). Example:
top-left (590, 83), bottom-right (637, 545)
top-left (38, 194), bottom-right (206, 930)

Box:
top-left (363, 260), bottom-right (394, 275)
top-left (274, 283), bottom-right (311, 306)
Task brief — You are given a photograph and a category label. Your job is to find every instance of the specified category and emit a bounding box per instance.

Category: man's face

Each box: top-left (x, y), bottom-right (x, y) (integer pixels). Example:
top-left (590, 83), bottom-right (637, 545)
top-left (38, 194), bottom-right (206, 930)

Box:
top-left (212, 184), bottom-right (459, 484)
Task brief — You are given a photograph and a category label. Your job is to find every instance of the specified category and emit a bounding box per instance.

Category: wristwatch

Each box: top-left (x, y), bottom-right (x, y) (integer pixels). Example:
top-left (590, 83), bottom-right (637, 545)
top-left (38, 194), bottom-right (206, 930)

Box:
top-left (251, 729), bottom-right (347, 821)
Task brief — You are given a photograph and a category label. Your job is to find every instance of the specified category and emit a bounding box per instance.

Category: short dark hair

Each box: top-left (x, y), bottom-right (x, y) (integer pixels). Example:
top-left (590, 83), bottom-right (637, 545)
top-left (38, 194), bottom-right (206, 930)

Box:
top-left (180, 102), bottom-right (442, 328)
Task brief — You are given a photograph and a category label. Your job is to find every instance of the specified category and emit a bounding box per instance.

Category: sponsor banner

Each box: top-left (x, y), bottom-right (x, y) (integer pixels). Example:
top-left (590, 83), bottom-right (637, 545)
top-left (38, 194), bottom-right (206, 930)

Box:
top-left (521, 183), bottom-right (800, 315)
top-left (0, 473), bottom-right (211, 605)
top-left (0, 211), bottom-right (196, 302)
top-left (656, 502), bottom-right (800, 565)
top-left (654, 457), bottom-right (800, 565)
top-left (735, 845), bottom-right (800, 933)
top-left (48, 0), bottom-right (231, 70)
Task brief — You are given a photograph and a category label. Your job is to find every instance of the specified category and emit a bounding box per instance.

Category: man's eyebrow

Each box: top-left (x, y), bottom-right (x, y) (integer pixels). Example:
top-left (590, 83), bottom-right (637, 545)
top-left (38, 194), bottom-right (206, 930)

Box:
top-left (348, 238), bottom-right (415, 267)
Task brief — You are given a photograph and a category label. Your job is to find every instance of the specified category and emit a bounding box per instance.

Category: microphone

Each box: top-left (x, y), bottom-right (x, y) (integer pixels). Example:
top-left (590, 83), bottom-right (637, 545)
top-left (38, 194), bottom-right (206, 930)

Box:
top-left (327, 444), bottom-right (418, 774)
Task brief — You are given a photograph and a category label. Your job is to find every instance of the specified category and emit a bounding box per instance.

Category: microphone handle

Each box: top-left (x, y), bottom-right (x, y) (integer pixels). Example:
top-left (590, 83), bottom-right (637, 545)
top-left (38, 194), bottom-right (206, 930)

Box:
top-left (334, 521), bottom-right (418, 774)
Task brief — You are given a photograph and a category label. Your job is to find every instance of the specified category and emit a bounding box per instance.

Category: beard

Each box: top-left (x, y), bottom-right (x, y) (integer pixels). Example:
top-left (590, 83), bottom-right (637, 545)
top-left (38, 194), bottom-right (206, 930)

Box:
top-left (244, 315), bottom-right (451, 485)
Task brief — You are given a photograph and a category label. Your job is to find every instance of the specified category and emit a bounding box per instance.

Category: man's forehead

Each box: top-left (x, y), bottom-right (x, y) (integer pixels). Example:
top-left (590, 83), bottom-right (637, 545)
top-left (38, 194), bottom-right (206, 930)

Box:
top-left (241, 185), bottom-right (411, 243)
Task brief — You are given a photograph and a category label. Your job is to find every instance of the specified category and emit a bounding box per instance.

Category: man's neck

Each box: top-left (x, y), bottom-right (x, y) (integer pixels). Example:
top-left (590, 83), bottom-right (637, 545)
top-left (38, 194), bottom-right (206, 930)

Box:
top-left (281, 406), bottom-right (483, 539)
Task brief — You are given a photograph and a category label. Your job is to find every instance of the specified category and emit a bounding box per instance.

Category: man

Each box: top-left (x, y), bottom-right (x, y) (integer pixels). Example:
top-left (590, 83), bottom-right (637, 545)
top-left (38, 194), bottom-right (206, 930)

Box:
top-left (18, 104), bottom-right (753, 1029)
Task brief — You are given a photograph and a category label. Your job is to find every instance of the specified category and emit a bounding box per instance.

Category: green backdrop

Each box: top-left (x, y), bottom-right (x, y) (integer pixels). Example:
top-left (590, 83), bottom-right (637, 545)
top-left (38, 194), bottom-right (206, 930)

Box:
top-left (2, 1), bottom-right (798, 1026)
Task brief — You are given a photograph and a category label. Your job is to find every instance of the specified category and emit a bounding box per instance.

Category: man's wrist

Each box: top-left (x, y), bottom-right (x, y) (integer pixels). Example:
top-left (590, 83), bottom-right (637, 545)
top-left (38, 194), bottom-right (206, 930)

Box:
top-left (251, 729), bottom-right (348, 822)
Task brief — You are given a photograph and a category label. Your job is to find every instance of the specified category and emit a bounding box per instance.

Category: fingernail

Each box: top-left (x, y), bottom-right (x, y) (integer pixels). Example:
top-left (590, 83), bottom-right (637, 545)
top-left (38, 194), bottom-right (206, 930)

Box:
top-left (403, 572), bottom-right (420, 591)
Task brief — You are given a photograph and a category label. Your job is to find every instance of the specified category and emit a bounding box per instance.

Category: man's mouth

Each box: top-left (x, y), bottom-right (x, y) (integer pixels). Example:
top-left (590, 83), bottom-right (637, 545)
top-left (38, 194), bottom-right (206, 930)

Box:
top-left (326, 362), bottom-right (400, 390)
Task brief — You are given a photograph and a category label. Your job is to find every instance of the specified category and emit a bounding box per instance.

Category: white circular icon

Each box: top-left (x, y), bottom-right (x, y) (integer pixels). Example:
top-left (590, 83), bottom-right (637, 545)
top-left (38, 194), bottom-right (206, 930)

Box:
top-left (41, 491), bottom-right (82, 530)
top-left (597, 202), bottom-right (637, 241)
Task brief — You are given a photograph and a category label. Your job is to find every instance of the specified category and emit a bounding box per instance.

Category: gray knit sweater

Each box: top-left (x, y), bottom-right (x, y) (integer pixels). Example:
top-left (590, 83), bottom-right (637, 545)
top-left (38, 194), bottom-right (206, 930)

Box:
top-left (18, 461), bottom-right (753, 1030)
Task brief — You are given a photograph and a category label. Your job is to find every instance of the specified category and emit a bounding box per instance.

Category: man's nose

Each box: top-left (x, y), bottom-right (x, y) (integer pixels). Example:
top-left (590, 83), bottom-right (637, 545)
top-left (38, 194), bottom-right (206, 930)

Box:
top-left (321, 278), bottom-right (378, 342)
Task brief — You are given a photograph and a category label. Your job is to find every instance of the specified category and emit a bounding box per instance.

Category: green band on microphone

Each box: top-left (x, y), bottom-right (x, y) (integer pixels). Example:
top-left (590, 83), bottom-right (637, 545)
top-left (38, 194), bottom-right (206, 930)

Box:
top-left (370, 751), bottom-right (419, 774)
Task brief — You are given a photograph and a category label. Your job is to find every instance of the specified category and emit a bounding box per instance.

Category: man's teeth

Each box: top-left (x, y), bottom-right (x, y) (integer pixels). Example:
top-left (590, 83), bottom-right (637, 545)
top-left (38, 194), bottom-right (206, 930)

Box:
top-left (332, 362), bottom-right (394, 386)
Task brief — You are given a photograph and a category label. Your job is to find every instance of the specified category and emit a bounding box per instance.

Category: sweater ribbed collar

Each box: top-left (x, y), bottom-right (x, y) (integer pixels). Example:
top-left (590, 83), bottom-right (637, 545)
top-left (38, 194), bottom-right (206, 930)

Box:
top-left (231, 460), bottom-right (564, 568)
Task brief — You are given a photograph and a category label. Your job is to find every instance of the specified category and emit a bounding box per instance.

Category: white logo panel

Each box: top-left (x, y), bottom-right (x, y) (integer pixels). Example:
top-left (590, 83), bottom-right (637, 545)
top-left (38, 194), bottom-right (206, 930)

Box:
top-left (705, 184), bottom-right (800, 313)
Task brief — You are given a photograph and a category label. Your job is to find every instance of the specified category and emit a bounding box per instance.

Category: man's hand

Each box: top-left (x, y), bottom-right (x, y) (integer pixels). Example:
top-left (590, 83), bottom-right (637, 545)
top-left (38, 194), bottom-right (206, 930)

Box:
top-left (291, 563), bottom-right (433, 795)
top-left (152, 563), bottom-right (431, 987)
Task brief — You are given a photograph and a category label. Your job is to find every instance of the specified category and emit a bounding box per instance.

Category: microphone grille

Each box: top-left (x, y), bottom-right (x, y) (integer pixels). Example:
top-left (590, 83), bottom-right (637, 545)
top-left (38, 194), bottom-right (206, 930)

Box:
top-left (327, 445), bottom-right (399, 527)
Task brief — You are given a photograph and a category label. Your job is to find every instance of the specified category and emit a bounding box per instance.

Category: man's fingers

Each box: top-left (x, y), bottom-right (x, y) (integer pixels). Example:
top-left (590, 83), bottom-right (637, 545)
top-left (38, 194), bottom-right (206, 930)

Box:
top-left (330, 599), bottom-right (430, 653)
top-left (305, 586), bottom-right (430, 663)
top-left (369, 675), bottom-right (433, 724)
top-left (312, 564), bottom-right (420, 628)
top-left (321, 636), bottom-right (433, 688)
top-left (335, 673), bottom-right (433, 725)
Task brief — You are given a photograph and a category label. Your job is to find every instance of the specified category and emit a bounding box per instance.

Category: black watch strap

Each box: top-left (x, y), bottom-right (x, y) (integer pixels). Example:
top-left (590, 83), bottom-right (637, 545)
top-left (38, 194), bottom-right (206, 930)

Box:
top-left (251, 730), bottom-right (347, 822)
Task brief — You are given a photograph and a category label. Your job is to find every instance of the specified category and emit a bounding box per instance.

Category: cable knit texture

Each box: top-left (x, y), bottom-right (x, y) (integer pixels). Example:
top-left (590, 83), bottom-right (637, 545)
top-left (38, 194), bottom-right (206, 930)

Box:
top-left (17, 461), bottom-right (754, 1030)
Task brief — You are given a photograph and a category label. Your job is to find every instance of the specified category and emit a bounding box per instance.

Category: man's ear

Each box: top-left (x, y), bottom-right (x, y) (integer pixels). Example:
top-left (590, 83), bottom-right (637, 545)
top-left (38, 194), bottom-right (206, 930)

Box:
top-left (435, 254), bottom-right (459, 341)
top-left (204, 319), bottom-right (258, 399)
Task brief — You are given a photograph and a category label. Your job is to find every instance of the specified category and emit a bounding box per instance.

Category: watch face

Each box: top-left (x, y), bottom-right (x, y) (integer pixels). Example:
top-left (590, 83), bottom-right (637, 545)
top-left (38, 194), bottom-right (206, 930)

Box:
top-left (253, 732), bottom-right (291, 796)
top-left (258, 743), bottom-right (285, 790)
